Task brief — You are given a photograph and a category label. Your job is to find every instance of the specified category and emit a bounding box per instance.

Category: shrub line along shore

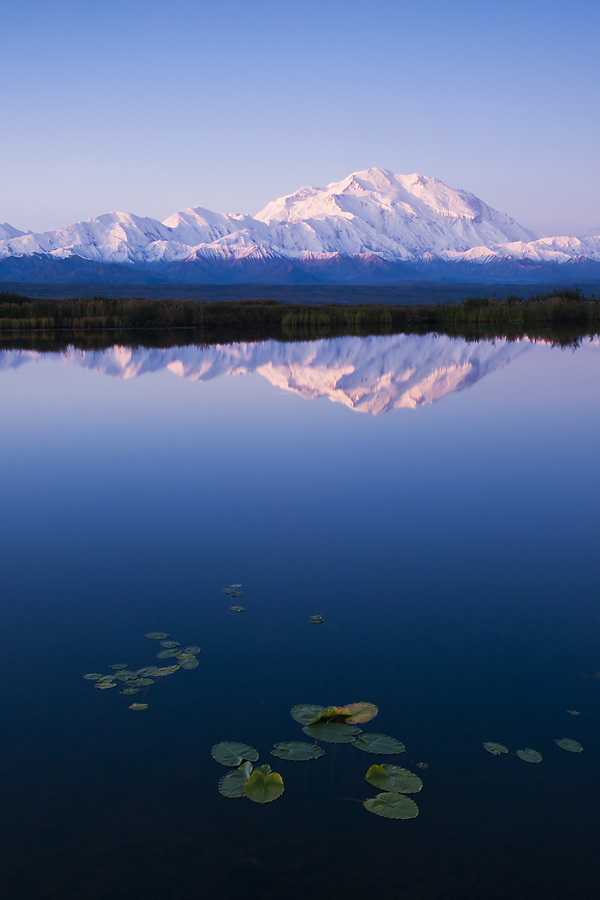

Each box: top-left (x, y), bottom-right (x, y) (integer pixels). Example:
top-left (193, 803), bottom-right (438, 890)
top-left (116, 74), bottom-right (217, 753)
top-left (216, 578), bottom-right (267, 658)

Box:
top-left (0, 288), bottom-right (598, 346)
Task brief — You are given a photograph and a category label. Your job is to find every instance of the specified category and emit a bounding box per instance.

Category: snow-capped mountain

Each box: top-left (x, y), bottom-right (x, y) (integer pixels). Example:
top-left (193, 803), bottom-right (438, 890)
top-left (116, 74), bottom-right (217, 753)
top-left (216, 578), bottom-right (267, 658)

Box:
top-left (0, 334), bottom-right (532, 414)
top-left (1, 169), bottom-right (599, 284)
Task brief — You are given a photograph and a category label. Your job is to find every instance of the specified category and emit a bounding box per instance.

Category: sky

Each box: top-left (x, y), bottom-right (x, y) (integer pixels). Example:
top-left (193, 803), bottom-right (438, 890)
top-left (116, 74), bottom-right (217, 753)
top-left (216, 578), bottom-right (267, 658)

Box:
top-left (1, 0), bottom-right (599, 237)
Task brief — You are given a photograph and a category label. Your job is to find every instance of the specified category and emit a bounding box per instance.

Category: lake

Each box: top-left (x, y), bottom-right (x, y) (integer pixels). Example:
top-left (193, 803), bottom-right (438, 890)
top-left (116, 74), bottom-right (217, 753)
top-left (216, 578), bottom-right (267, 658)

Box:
top-left (1, 331), bottom-right (599, 900)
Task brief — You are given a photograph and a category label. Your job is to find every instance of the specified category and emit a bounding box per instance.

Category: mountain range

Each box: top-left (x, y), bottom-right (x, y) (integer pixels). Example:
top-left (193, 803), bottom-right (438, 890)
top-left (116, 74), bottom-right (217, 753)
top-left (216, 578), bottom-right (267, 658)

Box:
top-left (2, 168), bottom-right (600, 285)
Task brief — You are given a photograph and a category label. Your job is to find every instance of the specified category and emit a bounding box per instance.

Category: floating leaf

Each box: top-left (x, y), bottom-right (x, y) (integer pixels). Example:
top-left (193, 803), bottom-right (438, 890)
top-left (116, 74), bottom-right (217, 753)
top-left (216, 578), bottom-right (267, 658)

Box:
top-left (130, 677), bottom-right (154, 686)
top-left (222, 588), bottom-right (234, 594)
top-left (152, 665), bottom-right (180, 676)
top-left (302, 722), bottom-right (361, 743)
top-left (291, 704), bottom-right (326, 725)
top-left (483, 742), bottom-right (508, 756)
top-left (556, 738), bottom-right (583, 753)
top-left (156, 650), bottom-right (179, 659)
top-left (309, 615), bottom-right (325, 624)
top-left (230, 606), bottom-right (245, 613)
top-left (345, 702), bottom-right (379, 725)
top-left (182, 646), bottom-right (201, 655)
top-left (129, 703), bottom-right (148, 711)
top-left (160, 640), bottom-right (180, 648)
top-left (308, 707), bottom-right (351, 725)
top-left (114, 671), bottom-right (134, 681)
top-left (365, 764), bottom-right (423, 793)
top-left (94, 682), bottom-right (117, 690)
top-left (179, 657), bottom-right (199, 669)
top-left (516, 748), bottom-right (542, 764)
top-left (272, 741), bottom-right (326, 761)
top-left (120, 688), bottom-right (140, 695)
top-left (231, 584), bottom-right (242, 588)
top-left (135, 667), bottom-right (158, 677)
top-left (231, 591), bottom-right (244, 598)
top-left (363, 792), bottom-right (419, 820)
top-left (244, 766), bottom-right (284, 804)
top-left (144, 632), bottom-right (169, 640)
top-left (83, 673), bottom-right (103, 680)
top-left (353, 734), bottom-right (406, 755)
top-left (219, 761), bottom-right (253, 798)
top-left (567, 710), bottom-right (581, 716)
top-left (109, 663), bottom-right (128, 670)
top-left (212, 742), bottom-right (260, 767)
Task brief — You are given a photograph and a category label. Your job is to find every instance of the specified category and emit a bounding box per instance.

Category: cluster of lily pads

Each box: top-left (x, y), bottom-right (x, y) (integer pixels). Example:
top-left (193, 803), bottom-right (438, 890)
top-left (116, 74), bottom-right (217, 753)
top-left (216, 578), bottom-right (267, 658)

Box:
top-left (82, 632), bottom-right (200, 710)
top-left (222, 584), bottom-right (245, 613)
top-left (484, 735), bottom-right (583, 762)
top-left (212, 702), bottom-right (427, 819)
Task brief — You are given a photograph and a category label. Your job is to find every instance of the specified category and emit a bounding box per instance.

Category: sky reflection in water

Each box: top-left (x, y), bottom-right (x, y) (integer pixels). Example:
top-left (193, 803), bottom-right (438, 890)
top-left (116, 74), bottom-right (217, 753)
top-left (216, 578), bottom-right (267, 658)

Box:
top-left (1, 333), bottom-right (599, 900)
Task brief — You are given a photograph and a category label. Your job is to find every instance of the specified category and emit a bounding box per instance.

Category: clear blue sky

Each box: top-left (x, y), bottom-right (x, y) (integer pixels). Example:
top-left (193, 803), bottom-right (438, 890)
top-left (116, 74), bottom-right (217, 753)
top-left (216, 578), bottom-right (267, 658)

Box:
top-left (2, 0), bottom-right (599, 236)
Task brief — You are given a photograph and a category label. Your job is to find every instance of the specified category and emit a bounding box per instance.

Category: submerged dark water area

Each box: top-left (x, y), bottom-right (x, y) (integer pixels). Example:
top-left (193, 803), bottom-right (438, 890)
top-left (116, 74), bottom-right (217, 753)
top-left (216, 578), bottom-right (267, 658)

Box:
top-left (1, 332), bottom-right (599, 899)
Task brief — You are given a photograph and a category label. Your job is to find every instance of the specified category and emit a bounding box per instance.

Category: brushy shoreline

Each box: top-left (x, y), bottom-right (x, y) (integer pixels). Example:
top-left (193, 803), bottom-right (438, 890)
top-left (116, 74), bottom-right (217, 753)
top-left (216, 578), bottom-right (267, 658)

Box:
top-left (0, 287), bottom-right (598, 348)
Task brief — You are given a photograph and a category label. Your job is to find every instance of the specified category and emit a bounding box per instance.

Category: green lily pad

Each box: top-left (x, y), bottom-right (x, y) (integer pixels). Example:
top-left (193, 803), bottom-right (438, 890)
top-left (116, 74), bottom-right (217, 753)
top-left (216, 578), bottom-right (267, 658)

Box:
top-left (156, 650), bottom-right (179, 659)
top-left (114, 671), bottom-right (134, 681)
top-left (309, 615), bottom-right (325, 624)
top-left (483, 742), bottom-right (508, 756)
top-left (364, 792), bottom-right (419, 820)
top-left (345, 702), bottom-right (379, 724)
top-left (109, 663), bottom-right (128, 670)
top-left (94, 682), bottom-right (117, 690)
top-left (290, 704), bottom-right (327, 725)
top-left (353, 734), bottom-right (406, 755)
top-left (212, 742), bottom-right (260, 767)
top-left (129, 703), bottom-right (148, 710)
top-left (556, 738), bottom-right (583, 753)
top-left (83, 673), bottom-right (103, 680)
top-left (302, 722), bottom-right (361, 743)
top-left (230, 606), bottom-right (245, 612)
top-left (152, 665), bottom-right (180, 676)
top-left (308, 707), bottom-right (351, 725)
top-left (231, 591), bottom-right (244, 598)
top-left (182, 646), bottom-right (201, 655)
top-left (516, 748), bottom-right (542, 764)
top-left (567, 709), bottom-right (581, 716)
top-left (135, 667), bottom-right (158, 677)
top-left (244, 766), bottom-right (284, 804)
top-left (272, 741), bottom-right (326, 761)
top-left (130, 677), bottom-right (154, 686)
top-left (219, 761), bottom-right (254, 798)
top-left (144, 632), bottom-right (169, 640)
top-left (179, 657), bottom-right (199, 669)
top-left (222, 588), bottom-right (234, 594)
top-left (160, 640), bottom-right (180, 648)
top-left (120, 688), bottom-right (140, 695)
top-left (365, 764), bottom-right (423, 793)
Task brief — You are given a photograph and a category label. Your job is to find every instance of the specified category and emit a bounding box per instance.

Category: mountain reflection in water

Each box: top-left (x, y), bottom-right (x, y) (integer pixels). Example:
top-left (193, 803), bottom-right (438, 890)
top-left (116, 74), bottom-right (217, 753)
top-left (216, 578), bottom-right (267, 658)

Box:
top-left (0, 334), bottom-right (540, 413)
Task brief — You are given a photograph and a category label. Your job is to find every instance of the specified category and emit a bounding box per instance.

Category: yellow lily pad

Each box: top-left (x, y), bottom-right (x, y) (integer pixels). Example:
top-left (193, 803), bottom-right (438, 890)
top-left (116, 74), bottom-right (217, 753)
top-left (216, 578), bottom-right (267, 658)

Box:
top-left (244, 766), bottom-right (284, 803)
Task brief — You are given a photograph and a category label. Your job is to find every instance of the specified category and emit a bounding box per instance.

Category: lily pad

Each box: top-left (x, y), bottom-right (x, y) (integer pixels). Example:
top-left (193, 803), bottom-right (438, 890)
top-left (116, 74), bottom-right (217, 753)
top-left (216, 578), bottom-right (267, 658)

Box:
top-left (353, 734), bottom-right (406, 755)
top-left (110, 663), bottom-right (128, 670)
top-left (302, 722), bottom-right (361, 743)
top-left (231, 584), bottom-right (242, 588)
top-left (309, 615), bottom-right (325, 624)
top-left (182, 646), bottom-right (201, 655)
top-left (212, 742), bottom-right (260, 767)
top-left (160, 640), bottom-right (180, 648)
top-left (567, 710), bottom-right (581, 716)
top-left (179, 657), bottom-right (199, 669)
top-left (83, 673), bottom-right (103, 680)
top-left (114, 671), bottom-right (134, 681)
top-left (365, 764), bottom-right (423, 793)
top-left (345, 702), bottom-right (379, 725)
top-left (272, 741), bottom-right (326, 761)
top-left (130, 677), bottom-right (154, 686)
top-left (516, 748), bottom-right (542, 764)
top-left (94, 682), bottom-right (117, 690)
top-left (129, 703), bottom-right (148, 710)
top-left (222, 588), bottom-right (234, 594)
top-left (483, 742), bottom-right (508, 756)
top-left (152, 665), bottom-right (180, 676)
top-left (219, 761), bottom-right (254, 798)
top-left (230, 606), bottom-right (245, 612)
top-left (363, 792), bottom-right (419, 820)
top-left (556, 738), bottom-right (583, 753)
top-left (120, 688), bottom-right (140, 695)
top-left (290, 704), bottom-right (327, 725)
top-left (135, 667), bottom-right (158, 677)
top-left (231, 591), bottom-right (244, 598)
top-left (244, 766), bottom-right (284, 804)
top-left (144, 632), bottom-right (169, 640)
top-left (308, 706), bottom-right (351, 725)
top-left (156, 650), bottom-right (179, 659)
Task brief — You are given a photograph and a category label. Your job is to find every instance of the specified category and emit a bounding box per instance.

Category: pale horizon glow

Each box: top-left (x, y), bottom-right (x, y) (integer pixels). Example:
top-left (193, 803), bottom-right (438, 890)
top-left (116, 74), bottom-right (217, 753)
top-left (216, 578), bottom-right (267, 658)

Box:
top-left (1, 0), bottom-right (599, 238)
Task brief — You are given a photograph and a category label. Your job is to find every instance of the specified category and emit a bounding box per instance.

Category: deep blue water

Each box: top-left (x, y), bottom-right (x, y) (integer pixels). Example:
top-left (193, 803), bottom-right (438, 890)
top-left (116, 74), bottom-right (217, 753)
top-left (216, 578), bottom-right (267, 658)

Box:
top-left (1, 333), bottom-right (599, 900)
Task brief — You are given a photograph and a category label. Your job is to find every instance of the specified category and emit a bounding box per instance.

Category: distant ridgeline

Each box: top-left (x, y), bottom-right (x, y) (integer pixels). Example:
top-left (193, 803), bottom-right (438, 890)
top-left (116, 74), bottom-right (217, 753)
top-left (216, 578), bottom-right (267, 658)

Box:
top-left (0, 288), bottom-right (599, 346)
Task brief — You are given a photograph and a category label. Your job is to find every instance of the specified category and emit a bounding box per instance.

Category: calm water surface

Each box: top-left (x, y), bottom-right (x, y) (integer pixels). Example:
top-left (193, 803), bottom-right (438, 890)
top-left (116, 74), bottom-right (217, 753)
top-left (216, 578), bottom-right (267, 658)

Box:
top-left (1, 333), bottom-right (599, 900)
